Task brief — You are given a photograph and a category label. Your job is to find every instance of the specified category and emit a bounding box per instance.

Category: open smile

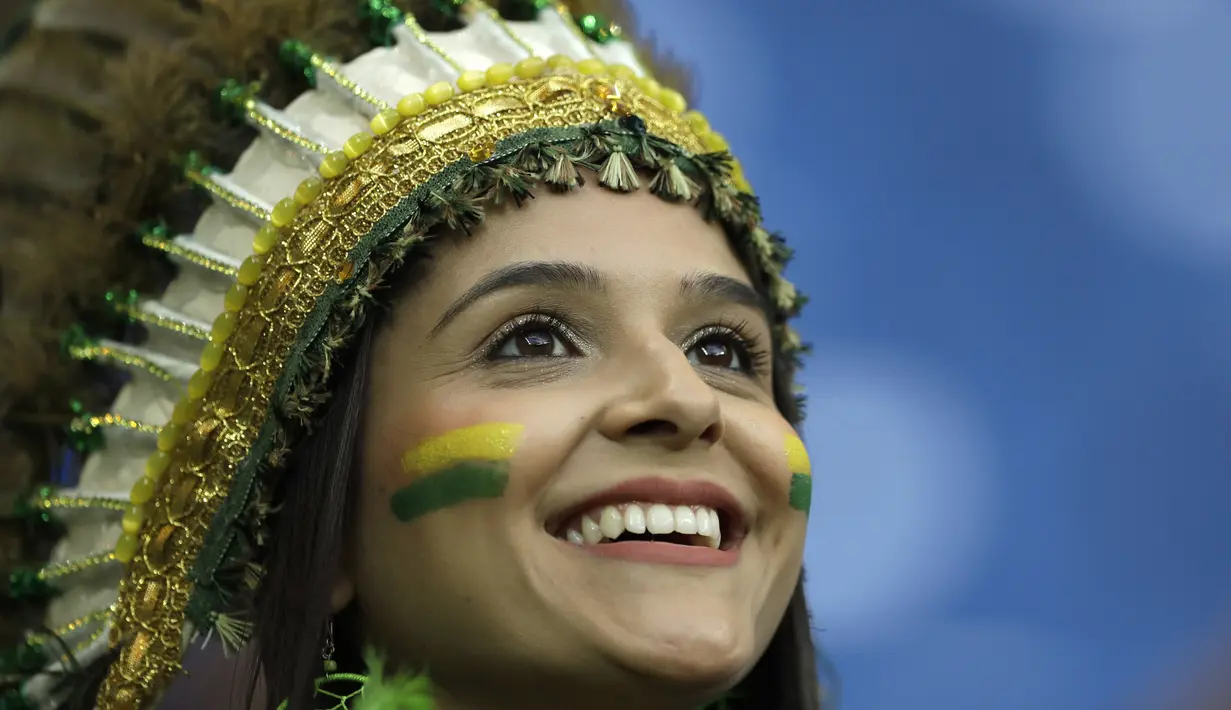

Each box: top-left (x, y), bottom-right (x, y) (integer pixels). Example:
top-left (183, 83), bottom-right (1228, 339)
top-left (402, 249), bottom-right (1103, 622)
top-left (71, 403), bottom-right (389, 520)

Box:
top-left (548, 477), bottom-right (749, 567)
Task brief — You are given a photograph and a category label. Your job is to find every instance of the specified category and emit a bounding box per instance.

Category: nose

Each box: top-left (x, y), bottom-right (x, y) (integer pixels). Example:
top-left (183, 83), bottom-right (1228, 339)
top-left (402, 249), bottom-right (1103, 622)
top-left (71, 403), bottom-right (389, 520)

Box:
top-left (597, 336), bottom-right (724, 451)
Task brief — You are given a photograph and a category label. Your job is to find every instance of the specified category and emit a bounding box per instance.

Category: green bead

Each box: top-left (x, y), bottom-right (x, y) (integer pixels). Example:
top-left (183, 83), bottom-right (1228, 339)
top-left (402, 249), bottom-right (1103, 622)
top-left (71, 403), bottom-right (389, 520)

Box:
top-left (66, 422), bottom-right (105, 454)
top-left (58, 324), bottom-right (93, 359)
top-left (360, 0), bottom-right (404, 45)
top-left (279, 39), bottom-right (317, 87)
top-left (577, 13), bottom-right (621, 44)
top-left (323, 659), bottom-right (338, 672)
top-left (6, 569), bottom-right (56, 601)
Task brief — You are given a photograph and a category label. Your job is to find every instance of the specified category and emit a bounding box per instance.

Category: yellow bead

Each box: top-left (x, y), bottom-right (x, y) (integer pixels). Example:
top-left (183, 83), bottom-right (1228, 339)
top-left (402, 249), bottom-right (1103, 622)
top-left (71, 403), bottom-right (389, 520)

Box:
top-left (210, 311), bottom-right (237, 344)
top-left (224, 283), bottom-right (248, 312)
top-left (170, 398), bottom-right (194, 426)
top-left (114, 532), bottom-right (140, 564)
top-left (485, 63), bottom-right (514, 86)
top-left (546, 54), bottom-right (575, 71)
top-left (577, 58), bottom-right (607, 76)
top-left (370, 109), bottom-right (402, 135)
top-left (294, 177), bottom-right (324, 205)
top-left (252, 224), bottom-right (280, 255)
top-left (659, 88), bottom-right (687, 113)
top-left (145, 451), bottom-right (172, 480)
top-left (270, 198), bottom-right (298, 228)
top-left (129, 476), bottom-right (156, 506)
top-left (199, 340), bottom-right (225, 372)
top-left (637, 76), bottom-right (662, 98)
top-left (397, 93), bottom-right (427, 117)
top-left (343, 131), bottom-right (374, 159)
top-left (319, 151), bottom-right (350, 179)
top-left (609, 63), bottom-right (637, 80)
top-left (514, 56), bottom-right (546, 78)
top-left (237, 254), bottom-right (264, 286)
top-left (424, 82), bottom-right (455, 106)
top-left (155, 424), bottom-right (180, 453)
top-left (684, 110), bottom-right (710, 134)
top-left (457, 70), bottom-right (486, 93)
top-left (700, 130), bottom-right (729, 152)
top-left (121, 505), bottom-right (146, 536)
top-left (187, 369), bottom-right (212, 400)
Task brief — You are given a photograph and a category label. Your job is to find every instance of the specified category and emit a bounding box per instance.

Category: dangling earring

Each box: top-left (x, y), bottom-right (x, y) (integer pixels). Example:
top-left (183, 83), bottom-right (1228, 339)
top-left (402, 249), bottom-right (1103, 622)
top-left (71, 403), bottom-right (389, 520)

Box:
top-left (322, 619), bottom-right (338, 673)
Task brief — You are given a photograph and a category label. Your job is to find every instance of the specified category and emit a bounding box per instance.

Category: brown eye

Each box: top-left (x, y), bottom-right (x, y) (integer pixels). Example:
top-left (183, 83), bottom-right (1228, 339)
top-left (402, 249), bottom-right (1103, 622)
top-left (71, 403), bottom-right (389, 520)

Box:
top-left (686, 336), bottom-right (744, 371)
top-left (491, 324), bottom-right (571, 359)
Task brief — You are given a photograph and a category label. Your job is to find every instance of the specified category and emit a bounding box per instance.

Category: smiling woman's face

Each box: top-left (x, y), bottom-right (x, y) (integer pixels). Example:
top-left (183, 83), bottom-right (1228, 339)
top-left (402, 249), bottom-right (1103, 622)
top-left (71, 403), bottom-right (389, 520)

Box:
top-left (341, 183), bottom-right (809, 708)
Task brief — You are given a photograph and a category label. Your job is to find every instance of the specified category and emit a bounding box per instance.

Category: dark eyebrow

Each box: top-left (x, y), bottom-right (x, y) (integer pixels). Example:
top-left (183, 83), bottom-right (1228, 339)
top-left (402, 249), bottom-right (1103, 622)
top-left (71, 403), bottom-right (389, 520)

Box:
top-left (679, 271), bottom-right (769, 315)
top-left (430, 260), bottom-right (605, 336)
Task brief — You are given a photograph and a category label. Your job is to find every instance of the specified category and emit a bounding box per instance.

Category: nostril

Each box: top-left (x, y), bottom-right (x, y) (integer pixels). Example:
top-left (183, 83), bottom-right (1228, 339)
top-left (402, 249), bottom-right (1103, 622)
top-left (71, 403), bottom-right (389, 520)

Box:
top-left (626, 419), bottom-right (678, 437)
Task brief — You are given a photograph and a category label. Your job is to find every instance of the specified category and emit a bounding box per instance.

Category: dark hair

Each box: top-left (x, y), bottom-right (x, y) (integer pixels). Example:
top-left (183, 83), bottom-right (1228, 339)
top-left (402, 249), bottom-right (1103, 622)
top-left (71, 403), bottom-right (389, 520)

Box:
top-left (251, 280), bottom-right (830, 710)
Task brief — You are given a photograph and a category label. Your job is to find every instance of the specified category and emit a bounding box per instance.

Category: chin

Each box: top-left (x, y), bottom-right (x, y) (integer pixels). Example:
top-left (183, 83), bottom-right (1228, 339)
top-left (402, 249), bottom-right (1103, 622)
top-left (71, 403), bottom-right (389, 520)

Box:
top-left (600, 605), bottom-right (758, 692)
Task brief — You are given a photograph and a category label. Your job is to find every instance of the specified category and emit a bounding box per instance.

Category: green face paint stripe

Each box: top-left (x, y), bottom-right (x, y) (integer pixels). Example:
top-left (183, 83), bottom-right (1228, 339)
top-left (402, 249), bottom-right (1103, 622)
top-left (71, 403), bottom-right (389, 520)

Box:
top-left (390, 461), bottom-right (510, 523)
top-left (788, 473), bottom-right (812, 513)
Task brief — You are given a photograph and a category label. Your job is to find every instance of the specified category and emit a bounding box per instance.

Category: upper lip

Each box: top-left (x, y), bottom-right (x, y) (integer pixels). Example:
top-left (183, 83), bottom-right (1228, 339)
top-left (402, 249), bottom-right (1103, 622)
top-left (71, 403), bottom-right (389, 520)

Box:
top-left (547, 476), bottom-right (749, 537)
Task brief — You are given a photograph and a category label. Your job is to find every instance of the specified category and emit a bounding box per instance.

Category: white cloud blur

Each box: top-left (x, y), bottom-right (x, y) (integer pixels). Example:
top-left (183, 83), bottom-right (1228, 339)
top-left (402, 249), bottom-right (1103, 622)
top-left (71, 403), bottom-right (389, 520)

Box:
top-left (800, 351), bottom-right (997, 650)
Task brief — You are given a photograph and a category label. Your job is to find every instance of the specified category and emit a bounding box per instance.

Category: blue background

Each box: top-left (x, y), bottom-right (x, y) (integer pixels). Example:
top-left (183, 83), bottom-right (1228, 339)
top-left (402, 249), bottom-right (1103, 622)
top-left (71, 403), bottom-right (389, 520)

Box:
top-left (629, 1), bottom-right (1231, 709)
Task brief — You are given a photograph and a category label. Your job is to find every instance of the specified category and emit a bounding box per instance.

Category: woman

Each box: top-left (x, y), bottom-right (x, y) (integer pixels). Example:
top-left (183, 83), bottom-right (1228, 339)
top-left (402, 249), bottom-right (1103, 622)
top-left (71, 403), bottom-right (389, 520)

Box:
top-left (0, 1), bottom-right (821, 708)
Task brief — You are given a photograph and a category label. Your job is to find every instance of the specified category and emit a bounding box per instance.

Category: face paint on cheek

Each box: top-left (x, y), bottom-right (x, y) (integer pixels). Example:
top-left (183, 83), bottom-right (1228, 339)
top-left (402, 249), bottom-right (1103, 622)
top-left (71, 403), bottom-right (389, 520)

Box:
top-left (390, 423), bottom-right (525, 523)
top-left (785, 434), bottom-right (812, 514)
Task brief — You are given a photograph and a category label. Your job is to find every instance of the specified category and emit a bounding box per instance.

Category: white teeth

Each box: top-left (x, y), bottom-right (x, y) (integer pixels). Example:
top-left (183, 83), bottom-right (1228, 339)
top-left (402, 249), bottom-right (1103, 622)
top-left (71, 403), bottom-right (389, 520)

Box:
top-left (599, 505), bottom-right (624, 538)
top-left (581, 515), bottom-right (603, 545)
top-left (646, 504), bottom-right (674, 534)
top-left (674, 505), bottom-right (697, 534)
top-left (564, 503), bottom-right (727, 548)
top-left (623, 504), bottom-right (647, 534)
top-left (695, 508), bottom-right (713, 536)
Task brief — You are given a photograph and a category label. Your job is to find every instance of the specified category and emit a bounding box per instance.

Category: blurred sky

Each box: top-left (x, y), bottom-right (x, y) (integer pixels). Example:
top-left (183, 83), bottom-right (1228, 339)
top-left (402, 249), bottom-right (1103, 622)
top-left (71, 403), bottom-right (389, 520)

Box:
top-left (625, 2), bottom-right (1231, 709)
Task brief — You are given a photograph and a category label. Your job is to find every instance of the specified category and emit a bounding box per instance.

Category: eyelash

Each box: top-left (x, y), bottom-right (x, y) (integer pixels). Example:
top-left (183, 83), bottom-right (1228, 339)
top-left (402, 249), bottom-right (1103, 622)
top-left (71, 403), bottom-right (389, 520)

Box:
top-left (481, 313), bottom-right (771, 376)
top-left (683, 319), bottom-right (771, 375)
top-left (482, 313), bottom-right (580, 360)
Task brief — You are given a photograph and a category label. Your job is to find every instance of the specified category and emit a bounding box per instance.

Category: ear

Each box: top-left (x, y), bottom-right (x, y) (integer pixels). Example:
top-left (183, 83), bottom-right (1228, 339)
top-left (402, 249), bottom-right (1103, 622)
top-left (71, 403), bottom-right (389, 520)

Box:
top-left (331, 575), bottom-right (356, 612)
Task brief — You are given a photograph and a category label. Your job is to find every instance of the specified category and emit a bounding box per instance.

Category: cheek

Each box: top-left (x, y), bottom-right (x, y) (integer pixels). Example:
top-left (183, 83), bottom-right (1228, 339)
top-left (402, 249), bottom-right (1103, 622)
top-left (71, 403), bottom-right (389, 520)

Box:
top-left (360, 388), bottom-right (586, 525)
top-left (725, 404), bottom-right (813, 516)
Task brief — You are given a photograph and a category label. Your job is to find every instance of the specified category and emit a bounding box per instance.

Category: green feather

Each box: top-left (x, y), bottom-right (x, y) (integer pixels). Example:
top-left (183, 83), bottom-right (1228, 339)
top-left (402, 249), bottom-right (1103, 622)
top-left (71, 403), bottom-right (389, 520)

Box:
top-left (354, 648), bottom-right (435, 710)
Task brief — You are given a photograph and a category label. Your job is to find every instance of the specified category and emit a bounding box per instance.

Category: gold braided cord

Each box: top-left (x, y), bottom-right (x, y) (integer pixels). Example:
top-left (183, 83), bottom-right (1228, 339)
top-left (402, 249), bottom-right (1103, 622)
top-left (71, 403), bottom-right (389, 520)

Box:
top-left (68, 344), bottom-right (175, 382)
top-left (101, 74), bottom-right (701, 710)
top-left (111, 302), bottom-right (209, 341)
top-left (185, 169), bottom-right (273, 222)
top-left (70, 413), bottom-right (162, 438)
top-left (244, 99), bottom-right (331, 156)
top-left (140, 233), bottom-right (240, 277)
top-left (41, 493), bottom-right (130, 513)
top-left (310, 53), bottom-right (393, 111)
top-left (401, 13), bottom-right (464, 72)
top-left (469, 0), bottom-right (536, 55)
top-left (552, 2), bottom-right (601, 57)
top-left (40, 551), bottom-right (117, 581)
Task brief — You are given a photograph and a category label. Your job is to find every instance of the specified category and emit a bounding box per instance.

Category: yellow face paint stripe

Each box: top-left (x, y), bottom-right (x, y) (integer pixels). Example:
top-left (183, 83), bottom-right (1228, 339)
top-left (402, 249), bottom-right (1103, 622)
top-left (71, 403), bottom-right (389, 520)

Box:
top-left (785, 434), bottom-right (812, 476)
top-left (785, 434), bottom-right (813, 513)
top-left (400, 422), bottom-right (525, 476)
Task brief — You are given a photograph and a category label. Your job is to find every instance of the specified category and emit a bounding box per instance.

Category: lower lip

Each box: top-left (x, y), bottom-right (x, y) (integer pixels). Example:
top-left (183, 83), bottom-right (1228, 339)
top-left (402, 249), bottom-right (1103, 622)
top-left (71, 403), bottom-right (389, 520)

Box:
top-left (564, 540), bottom-right (740, 567)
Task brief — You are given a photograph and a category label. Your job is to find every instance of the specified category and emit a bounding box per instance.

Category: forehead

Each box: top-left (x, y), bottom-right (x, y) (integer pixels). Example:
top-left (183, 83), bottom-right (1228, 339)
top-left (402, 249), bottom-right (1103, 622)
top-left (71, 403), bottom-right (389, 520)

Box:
top-left (420, 183), bottom-right (750, 298)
